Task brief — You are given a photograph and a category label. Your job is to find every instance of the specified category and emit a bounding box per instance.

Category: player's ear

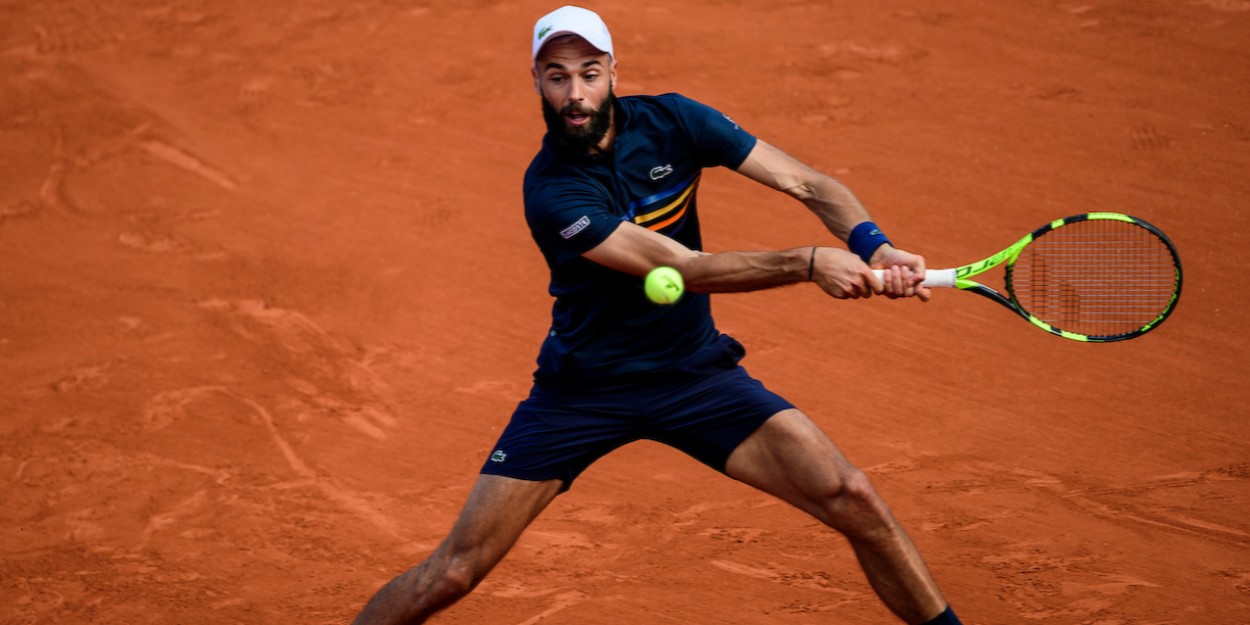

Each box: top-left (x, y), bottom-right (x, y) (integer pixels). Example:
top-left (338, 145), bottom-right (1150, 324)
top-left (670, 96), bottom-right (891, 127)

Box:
top-left (609, 56), bottom-right (618, 86)
top-left (532, 66), bottom-right (542, 96)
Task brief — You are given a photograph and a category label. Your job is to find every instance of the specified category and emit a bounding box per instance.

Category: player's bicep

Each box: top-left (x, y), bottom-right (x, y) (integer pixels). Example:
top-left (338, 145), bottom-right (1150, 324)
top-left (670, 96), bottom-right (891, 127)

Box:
top-left (581, 221), bottom-right (699, 277)
top-left (526, 187), bottom-right (622, 264)
top-left (734, 140), bottom-right (824, 198)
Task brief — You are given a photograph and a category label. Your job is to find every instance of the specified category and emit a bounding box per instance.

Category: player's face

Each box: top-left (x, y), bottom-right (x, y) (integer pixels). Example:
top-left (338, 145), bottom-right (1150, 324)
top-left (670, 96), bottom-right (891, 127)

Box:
top-left (533, 35), bottom-right (617, 153)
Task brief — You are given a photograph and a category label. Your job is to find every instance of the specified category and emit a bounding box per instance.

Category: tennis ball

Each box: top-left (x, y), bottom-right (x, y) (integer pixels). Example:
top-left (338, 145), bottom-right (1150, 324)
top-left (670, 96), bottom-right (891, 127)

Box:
top-left (645, 266), bottom-right (684, 305)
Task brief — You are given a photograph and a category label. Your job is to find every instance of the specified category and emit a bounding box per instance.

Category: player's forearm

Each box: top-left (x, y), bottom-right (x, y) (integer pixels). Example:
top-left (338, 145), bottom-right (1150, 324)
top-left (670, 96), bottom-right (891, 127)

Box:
top-left (788, 174), bottom-right (874, 242)
top-left (736, 141), bottom-right (874, 241)
top-left (675, 248), bottom-right (811, 293)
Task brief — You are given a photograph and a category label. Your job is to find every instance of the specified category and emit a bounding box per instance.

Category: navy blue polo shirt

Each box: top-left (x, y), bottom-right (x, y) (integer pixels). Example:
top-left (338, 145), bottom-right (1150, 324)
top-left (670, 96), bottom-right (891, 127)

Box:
top-left (523, 93), bottom-right (757, 384)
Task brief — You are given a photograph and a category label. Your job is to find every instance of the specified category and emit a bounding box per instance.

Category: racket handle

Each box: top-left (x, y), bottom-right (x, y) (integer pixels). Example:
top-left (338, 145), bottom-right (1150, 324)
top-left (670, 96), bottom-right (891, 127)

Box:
top-left (870, 268), bottom-right (957, 288)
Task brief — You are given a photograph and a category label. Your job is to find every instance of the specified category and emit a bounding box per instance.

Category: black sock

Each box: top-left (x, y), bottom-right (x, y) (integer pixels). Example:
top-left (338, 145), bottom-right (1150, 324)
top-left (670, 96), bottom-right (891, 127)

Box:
top-left (919, 605), bottom-right (961, 625)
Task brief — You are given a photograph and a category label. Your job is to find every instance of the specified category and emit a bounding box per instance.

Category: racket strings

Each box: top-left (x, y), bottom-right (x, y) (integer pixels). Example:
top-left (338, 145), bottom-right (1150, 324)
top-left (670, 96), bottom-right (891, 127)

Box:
top-left (1009, 219), bottom-right (1179, 337)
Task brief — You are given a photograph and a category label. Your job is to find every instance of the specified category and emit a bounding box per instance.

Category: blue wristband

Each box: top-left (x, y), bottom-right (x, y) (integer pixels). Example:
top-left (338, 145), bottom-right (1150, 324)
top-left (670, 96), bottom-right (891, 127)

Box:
top-left (848, 221), bottom-right (891, 263)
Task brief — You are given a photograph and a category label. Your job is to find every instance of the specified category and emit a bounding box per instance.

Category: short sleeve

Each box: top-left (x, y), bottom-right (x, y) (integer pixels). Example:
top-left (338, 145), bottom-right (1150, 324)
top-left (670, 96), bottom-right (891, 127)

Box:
top-left (667, 94), bottom-right (757, 170)
top-left (524, 177), bottom-right (622, 265)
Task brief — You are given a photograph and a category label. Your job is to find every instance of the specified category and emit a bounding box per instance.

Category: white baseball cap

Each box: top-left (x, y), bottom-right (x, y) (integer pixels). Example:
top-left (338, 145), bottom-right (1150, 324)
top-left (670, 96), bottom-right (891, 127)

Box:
top-left (532, 6), bottom-right (614, 63)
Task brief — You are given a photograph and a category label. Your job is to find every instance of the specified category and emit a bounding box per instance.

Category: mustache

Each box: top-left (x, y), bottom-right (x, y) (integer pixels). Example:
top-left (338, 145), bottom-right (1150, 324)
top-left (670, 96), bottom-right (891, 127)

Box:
top-left (541, 86), bottom-right (616, 154)
top-left (560, 102), bottom-right (592, 116)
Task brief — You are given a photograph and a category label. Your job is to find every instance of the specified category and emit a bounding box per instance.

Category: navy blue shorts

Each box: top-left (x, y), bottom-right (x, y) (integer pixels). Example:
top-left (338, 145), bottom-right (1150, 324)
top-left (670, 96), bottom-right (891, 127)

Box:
top-left (480, 337), bottom-right (793, 492)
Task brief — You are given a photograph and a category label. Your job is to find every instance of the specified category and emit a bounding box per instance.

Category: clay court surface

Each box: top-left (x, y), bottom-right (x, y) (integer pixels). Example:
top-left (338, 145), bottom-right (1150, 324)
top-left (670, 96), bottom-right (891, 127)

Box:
top-left (3, 1), bottom-right (1249, 623)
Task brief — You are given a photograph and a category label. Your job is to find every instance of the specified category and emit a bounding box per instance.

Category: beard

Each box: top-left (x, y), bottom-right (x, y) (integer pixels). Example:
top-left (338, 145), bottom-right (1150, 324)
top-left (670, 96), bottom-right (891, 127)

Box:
top-left (541, 86), bottom-right (616, 155)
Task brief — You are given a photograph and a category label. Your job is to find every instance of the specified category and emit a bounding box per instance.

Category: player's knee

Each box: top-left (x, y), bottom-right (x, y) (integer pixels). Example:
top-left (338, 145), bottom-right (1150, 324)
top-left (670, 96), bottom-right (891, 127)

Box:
top-left (438, 557), bottom-right (482, 599)
top-left (827, 468), bottom-right (877, 507)
top-left (391, 552), bottom-right (487, 619)
top-left (820, 468), bottom-right (892, 534)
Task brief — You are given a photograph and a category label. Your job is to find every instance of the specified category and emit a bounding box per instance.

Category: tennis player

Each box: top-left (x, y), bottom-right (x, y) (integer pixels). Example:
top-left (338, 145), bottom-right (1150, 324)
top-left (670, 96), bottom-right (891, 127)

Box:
top-left (351, 6), bottom-right (963, 624)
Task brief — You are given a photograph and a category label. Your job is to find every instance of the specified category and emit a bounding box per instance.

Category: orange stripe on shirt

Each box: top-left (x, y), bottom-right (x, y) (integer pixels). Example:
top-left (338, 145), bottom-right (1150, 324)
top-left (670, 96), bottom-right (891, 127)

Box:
top-left (648, 204), bottom-right (689, 231)
top-left (634, 177), bottom-right (698, 226)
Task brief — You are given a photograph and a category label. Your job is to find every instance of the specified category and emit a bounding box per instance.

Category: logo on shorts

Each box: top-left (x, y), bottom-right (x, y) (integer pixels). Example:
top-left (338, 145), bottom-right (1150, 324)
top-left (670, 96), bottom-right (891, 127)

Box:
top-left (649, 163), bottom-right (673, 181)
top-left (560, 215), bottom-right (591, 240)
top-left (490, 450), bottom-right (507, 463)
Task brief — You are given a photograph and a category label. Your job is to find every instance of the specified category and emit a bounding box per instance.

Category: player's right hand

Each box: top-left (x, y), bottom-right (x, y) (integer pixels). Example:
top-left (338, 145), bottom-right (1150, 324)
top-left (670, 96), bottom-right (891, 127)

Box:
top-left (810, 247), bottom-right (877, 299)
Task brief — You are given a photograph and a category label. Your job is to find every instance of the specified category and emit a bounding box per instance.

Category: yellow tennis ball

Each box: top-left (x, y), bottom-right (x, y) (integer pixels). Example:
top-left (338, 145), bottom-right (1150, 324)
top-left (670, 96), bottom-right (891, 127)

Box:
top-left (645, 266), bottom-right (684, 305)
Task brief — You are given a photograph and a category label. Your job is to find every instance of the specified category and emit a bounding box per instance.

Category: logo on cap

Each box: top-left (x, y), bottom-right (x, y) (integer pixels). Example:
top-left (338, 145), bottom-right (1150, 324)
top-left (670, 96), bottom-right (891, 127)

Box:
top-left (538, 25), bottom-right (553, 40)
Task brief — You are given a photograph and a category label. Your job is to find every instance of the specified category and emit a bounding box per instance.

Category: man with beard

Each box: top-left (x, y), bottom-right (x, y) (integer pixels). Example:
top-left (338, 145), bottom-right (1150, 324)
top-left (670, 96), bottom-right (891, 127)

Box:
top-left (351, 6), bottom-right (964, 625)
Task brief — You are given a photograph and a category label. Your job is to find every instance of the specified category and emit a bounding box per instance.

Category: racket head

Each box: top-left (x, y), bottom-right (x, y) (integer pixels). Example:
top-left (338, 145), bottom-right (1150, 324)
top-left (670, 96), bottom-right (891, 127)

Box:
top-left (1004, 212), bottom-right (1182, 342)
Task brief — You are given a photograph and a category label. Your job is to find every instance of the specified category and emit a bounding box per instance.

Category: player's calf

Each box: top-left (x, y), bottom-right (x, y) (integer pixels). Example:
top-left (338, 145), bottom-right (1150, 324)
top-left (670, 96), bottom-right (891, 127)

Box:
top-left (352, 553), bottom-right (481, 625)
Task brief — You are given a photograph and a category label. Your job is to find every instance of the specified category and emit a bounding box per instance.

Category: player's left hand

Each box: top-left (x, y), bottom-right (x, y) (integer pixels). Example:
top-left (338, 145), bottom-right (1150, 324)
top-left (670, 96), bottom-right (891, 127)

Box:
top-left (869, 245), bottom-right (931, 302)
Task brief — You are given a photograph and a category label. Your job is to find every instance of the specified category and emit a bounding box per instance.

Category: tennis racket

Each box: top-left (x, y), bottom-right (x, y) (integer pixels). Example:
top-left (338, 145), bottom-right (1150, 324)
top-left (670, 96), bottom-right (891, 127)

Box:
top-left (873, 212), bottom-right (1182, 342)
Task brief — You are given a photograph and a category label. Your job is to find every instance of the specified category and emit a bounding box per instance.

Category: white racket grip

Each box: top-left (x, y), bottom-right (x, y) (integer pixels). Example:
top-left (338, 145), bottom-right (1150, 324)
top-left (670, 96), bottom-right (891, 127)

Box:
top-left (870, 268), bottom-right (958, 288)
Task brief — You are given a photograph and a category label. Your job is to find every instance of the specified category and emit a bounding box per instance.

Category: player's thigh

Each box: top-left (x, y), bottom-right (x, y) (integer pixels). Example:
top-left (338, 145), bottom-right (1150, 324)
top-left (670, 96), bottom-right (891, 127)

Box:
top-left (724, 408), bottom-right (861, 520)
top-left (440, 474), bottom-right (562, 569)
